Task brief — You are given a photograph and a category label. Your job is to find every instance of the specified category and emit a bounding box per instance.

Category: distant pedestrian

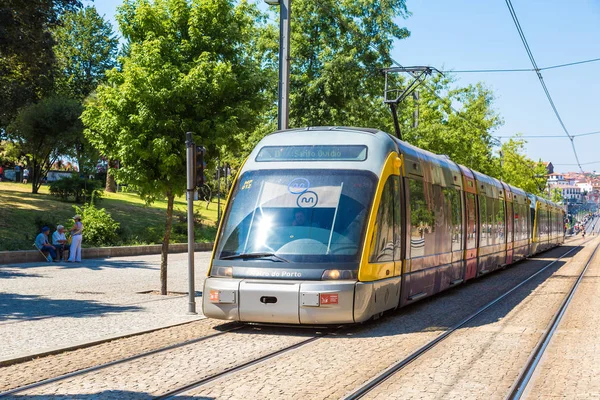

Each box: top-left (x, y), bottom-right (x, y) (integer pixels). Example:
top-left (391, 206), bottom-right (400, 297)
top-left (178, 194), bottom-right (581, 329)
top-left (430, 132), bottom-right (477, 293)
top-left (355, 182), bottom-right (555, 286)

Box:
top-left (68, 215), bottom-right (84, 263)
top-left (52, 225), bottom-right (69, 261)
top-left (0, 165), bottom-right (4, 181)
top-left (14, 164), bottom-right (21, 183)
top-left (35, 226), bottom-right (57, 261)
top-left (22, 168), bottom-right (29, 184)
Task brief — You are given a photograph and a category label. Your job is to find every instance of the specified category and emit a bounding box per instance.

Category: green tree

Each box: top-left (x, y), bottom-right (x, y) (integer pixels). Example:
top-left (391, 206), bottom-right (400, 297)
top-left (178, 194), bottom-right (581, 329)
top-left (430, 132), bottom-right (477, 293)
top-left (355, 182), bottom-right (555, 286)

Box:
top-left (82, 0), bottom-right (269, 295)
top-left (8, 96), bottom-right (83, 193)
top-left (53, 6), bottom-right (119, 185)
top-left (497, 136), bottom-right (547, 195)
top-left (53, 6), bottom-right (119, 100)
top-left (0, 0), bottom-right (82, 132)
top-left (551, 187), bottom-right (564, 204)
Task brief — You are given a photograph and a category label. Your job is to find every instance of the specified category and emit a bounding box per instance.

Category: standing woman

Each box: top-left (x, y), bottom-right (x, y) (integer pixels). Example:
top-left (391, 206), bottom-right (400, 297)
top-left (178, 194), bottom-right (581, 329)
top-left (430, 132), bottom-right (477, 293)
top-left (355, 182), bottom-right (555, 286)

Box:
top-left (68, 215), bottom-right (84, 262)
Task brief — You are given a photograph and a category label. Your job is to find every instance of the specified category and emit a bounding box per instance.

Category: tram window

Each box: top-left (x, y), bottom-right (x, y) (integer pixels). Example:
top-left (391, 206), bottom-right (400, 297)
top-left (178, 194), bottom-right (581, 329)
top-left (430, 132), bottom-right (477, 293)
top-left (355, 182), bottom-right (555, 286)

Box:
top-left (369, 177), bottom-right (395, 263)
top-left (531, 206), bottom-right (536, 239)
top-left (497, 198), bottom-right (505, 244)
top-left (479, 195), bottom-right (488, 247)
top-left (466, 193), bottom-right (477, 250)
top-left (214, 169), bottom-right (377, 264)
top-left (408, 179), bottom-right (433, 258)
top-left (444, 188), bottom-right (462, 252)
top-left (434, 185), bottom-right (451, 254)
top-left (507, 201), bottom-right (513, 243)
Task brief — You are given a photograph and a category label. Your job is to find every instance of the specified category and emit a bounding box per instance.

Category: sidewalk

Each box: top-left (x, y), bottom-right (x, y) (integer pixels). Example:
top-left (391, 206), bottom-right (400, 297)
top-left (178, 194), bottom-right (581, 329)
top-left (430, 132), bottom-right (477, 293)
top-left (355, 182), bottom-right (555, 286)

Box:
top-left (0, 251), bottom-right (212, 363)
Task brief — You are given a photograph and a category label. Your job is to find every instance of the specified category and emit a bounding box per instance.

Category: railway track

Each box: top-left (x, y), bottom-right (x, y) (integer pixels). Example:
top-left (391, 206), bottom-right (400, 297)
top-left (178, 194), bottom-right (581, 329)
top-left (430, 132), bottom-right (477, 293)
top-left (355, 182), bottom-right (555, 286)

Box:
top-left (506, 239), bottom-right (600, 399)
top-left (2, 240), bottom-right (591, 399)
top-left (343, 239), bottom-right (597, 400)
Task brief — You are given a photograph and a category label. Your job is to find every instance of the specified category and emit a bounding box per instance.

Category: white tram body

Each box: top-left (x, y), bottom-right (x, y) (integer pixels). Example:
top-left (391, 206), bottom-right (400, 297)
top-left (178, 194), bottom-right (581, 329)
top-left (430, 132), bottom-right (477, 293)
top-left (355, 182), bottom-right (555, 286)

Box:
top-left (203, 127), bottom-right (564, 324)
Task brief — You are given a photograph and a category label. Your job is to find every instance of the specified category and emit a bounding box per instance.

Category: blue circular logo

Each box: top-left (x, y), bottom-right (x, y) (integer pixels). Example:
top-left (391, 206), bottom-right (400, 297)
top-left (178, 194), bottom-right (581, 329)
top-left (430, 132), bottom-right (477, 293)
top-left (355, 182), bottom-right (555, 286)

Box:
top-left (288, 178), bottom-right (310, 194)
top-left (297, 191), bottom-right (318, 208)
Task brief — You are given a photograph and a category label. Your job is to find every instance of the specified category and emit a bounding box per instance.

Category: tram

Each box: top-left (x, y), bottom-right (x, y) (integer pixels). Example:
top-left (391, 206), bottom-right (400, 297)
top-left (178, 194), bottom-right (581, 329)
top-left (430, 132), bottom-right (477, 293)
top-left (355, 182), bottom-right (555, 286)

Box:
top-left (203, 127), bottom-right (564, 324)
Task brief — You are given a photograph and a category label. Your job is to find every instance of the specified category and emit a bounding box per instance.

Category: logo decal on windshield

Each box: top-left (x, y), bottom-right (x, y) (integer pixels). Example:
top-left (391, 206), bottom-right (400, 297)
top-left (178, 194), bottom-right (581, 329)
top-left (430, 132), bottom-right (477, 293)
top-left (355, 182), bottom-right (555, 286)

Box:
top-left (288, 178), bottom-right (310, 194)
top-left (297, 191), bottom-right (318, 208)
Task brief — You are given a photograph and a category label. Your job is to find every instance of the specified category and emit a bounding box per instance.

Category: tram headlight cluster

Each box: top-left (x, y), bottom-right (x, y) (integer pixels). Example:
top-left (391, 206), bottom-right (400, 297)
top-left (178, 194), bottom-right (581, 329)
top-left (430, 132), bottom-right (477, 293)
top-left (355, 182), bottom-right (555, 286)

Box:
top-left (213, 266), bottom-right (233, 278)
top-left (321, 269), bottom-right (357, 280)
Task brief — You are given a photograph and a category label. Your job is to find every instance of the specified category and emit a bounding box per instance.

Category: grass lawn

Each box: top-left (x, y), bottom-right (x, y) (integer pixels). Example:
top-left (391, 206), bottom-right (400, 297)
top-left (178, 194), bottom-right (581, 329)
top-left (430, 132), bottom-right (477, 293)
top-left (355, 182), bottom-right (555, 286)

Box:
top-left (0, 182), bottom-right (222, 251)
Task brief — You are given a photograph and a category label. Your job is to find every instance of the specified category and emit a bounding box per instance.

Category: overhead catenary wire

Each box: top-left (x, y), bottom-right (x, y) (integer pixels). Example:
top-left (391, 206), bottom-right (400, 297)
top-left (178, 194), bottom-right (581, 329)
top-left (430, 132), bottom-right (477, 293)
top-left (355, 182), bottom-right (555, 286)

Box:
top-left (494, 130), bottom-right (600, 139)
top-left (504, 0), bottom-right (584, 173)
top-left (442, 56), bottom-right (600, 73)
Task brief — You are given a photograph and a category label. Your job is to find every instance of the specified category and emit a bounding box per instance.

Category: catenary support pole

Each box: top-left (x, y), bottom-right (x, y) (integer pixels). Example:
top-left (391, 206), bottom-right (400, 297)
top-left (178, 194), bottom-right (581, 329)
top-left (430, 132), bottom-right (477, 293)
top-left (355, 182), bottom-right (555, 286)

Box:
top-left (185, 132), bottom-right (197, 315)
top-left (278, 0), bottom-right (291, 130)
top-left (217, 159), bottom-right (221, 225)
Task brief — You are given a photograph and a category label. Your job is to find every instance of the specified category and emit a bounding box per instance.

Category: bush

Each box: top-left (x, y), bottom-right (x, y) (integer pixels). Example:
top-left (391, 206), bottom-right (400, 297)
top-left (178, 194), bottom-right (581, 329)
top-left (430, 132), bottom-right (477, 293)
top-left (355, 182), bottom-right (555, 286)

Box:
top-left (49, 175), bottom-right (104, 203)
top-left (73, 203), bottom-right (120, 247)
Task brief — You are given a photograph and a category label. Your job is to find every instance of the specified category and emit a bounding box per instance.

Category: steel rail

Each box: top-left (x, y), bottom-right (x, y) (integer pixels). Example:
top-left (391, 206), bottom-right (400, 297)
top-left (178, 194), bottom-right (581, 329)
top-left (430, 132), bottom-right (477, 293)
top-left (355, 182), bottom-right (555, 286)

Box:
top-left (343, 242), bottom-right (586, 400)
top-left (155, 332), bottom-right (332, 399)
top-left (0, 323), bottom-right (245, 398)
top-left (506, 240), bottom-right (600, 400)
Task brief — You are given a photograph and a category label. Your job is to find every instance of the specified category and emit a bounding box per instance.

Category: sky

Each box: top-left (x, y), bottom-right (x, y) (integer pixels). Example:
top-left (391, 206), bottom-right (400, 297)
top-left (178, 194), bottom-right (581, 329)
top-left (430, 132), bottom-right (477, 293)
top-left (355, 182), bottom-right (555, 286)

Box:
top-left (92, 0), bottom-right (600, 173)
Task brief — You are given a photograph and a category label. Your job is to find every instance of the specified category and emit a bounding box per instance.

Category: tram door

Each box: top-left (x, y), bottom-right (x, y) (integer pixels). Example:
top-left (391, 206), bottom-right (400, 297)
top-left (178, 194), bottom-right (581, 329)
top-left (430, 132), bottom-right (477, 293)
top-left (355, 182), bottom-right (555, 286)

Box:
top-left (464, 191), bottom-right (478, 281)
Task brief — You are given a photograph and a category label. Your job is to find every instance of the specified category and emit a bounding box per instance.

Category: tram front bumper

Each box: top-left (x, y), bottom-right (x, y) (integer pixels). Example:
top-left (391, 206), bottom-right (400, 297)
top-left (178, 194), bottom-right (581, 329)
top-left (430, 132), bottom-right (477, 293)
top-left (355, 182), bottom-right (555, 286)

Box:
top-left (202, 277), bottom-right (356, 324)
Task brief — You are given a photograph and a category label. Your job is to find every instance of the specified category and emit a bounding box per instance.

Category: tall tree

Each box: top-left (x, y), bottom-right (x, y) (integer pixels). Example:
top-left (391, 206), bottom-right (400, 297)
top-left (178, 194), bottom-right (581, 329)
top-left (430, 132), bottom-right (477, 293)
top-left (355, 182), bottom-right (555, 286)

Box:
top-left (53, 6), bottom-right (119, 184)
top-left (53, 6), bottom-right (119, 100)
top-left (82, 0), bottom-right (269, 295)
top-left (8, 96), bottom-right (83, 193)
top-left (498, 136), bottom-right (548, 195)
top-left (0, 0), bottom-right (82, 132)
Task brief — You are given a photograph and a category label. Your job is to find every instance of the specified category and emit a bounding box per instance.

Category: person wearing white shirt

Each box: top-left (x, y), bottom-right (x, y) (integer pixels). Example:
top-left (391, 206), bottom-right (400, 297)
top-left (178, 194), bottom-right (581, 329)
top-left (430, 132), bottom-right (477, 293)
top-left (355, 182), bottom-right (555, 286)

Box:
top-left (52, 225), bottom-right (68, 261)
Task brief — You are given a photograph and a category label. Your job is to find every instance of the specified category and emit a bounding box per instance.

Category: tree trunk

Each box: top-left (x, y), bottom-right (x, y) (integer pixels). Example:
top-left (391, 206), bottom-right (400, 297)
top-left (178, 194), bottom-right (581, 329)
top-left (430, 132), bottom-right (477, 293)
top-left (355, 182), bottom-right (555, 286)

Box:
top-left (160, 191), bottom-right (175, 295)
top-left (105, 160), bottom-right (116, 192)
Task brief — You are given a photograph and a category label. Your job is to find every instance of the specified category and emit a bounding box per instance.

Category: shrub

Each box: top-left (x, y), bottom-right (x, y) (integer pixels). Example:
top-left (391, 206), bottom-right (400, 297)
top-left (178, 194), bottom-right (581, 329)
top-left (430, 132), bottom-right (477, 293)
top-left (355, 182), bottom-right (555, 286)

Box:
top-left (73, 203), bottom-right (120, 247)
top-left (49, 175), bottom-right (104, 203)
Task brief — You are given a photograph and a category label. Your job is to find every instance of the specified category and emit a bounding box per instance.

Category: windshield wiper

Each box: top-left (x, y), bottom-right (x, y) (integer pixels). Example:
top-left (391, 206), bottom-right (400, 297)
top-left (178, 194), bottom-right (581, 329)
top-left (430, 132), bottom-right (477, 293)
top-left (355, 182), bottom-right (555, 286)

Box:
top-left (220, 252), bottom-right (290, 263)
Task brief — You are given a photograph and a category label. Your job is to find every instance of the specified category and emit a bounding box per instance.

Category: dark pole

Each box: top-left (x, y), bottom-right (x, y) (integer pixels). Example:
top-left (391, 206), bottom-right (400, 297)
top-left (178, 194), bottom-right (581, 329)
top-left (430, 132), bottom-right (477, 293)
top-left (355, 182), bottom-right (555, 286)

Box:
top-left (185, 132), bottom-right (197, 314)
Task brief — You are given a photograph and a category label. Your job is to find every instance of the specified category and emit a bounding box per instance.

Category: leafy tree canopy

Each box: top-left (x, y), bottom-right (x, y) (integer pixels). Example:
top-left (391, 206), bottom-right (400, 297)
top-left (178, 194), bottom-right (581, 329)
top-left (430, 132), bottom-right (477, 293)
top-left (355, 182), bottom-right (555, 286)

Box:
top-left (82, 0), bottom-right (271, 294)
top-left (0, 0), bottom-right (82, 131)
top-left (53, 5), bottom-right (119, 100)
top-left (8, 96), bottom-right (83, 193)
top-left (497, 136), bottom-right (548, 196)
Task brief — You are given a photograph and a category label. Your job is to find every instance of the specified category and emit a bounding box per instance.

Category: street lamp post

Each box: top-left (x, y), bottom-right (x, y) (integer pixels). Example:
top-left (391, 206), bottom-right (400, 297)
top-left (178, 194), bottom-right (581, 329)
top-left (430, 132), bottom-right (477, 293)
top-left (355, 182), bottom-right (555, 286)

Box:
top-left (265, 0), bottom-right (291, 130)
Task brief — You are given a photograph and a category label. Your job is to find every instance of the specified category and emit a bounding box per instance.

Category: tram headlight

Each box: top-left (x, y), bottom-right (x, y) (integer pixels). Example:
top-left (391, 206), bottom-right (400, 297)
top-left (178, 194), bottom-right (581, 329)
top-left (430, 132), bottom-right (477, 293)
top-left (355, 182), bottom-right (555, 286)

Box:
top-left (213, 266), bottom-right (233, 278)
top-left (321, 269), bottom-right (357, 280)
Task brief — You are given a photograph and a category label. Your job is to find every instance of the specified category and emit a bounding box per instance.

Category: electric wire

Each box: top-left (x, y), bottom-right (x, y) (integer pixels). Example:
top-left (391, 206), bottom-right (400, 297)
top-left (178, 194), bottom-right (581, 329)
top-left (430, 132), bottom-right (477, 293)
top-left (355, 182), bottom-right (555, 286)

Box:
top-left (443, 56), bottom-right (600, 73)
top-left (494, 130), bottom-right (600, 139)
top-left (504, 0), bottom-right (584, 173)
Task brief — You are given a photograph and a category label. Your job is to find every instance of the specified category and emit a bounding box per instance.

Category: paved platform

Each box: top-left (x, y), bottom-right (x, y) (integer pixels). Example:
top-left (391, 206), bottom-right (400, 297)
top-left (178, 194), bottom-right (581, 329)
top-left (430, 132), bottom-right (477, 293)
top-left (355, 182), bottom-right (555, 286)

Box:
top-left (0, 252), bottom-right (212, 362)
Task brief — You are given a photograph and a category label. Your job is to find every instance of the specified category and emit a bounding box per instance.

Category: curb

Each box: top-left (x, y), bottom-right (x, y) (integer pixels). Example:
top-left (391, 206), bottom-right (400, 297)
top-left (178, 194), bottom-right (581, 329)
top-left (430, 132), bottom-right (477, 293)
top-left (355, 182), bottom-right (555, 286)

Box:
top-left (0, 242), bottom-right (214, 265)
top-left (0, 316), bottom-right (207, 367)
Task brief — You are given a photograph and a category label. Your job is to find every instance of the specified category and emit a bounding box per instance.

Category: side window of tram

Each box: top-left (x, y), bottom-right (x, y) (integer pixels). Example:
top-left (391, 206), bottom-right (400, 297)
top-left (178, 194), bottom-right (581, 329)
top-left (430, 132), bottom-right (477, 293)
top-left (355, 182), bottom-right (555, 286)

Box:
top-left (466, 192), bottom-right (477, 249)
top-left (497, 198), bottom-right (505, 243)
top-left (479, 195), bottom-right (488, 247)
top-left (409, 179), bottom-right (433, 258)
top-left (369, 177), bottom-right (396, 263)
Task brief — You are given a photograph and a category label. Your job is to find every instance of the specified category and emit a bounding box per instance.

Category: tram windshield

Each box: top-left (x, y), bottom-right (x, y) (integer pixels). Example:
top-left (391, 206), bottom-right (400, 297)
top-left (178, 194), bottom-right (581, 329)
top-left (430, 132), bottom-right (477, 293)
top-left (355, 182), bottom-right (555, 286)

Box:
top-left (215, 169), bottom-right (376, 264)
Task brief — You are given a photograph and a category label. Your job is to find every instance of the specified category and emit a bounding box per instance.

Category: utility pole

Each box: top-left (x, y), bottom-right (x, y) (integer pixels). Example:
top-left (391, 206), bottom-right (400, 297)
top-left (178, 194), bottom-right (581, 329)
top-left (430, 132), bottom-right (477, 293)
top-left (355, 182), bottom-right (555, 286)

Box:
top-left (185, 132), bottom-right (197, 315)
top-left (265, 0), bottom-right (291, 130)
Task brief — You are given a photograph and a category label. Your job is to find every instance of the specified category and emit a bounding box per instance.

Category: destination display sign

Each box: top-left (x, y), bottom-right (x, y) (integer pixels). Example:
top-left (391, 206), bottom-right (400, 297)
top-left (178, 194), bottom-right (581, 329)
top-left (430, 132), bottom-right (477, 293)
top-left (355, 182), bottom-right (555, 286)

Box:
top-left (256, 145), bottom-right (368, 162)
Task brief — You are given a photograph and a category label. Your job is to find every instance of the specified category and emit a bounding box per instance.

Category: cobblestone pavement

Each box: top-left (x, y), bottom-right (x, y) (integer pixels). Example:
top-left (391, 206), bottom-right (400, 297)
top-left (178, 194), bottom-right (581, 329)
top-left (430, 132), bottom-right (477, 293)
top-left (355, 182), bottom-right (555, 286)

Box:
top-left (0, 317), bottom-right (231, 392)
top-left (0, 251), bottom-right (211, 361)
top-left (525, 241), bottom-right (600, 399)
top-left (15, 326), bottom-right (318, 399)
top-left (362, 238), bottom-right (600, 400)
top-left (177, 245), bottom-right (582, 400)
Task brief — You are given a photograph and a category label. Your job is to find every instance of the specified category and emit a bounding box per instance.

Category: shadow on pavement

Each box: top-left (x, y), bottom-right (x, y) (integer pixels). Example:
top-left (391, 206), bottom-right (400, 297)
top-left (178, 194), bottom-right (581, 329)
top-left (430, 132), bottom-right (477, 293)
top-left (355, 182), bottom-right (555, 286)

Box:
top-left (10, 392), bottom-right (213, 399)
top-left (2, 259), bottom-right (155, 271)
top-left (0, 293), bottom-right (143, 322)
top-left (0, 269), bottom-right (44, 279)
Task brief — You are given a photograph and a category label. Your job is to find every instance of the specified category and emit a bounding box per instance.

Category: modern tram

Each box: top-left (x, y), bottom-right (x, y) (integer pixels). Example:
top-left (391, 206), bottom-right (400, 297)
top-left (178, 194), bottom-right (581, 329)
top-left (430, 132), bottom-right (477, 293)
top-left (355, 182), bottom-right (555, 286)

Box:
top-left (203, 127), bottom-right (565, 324)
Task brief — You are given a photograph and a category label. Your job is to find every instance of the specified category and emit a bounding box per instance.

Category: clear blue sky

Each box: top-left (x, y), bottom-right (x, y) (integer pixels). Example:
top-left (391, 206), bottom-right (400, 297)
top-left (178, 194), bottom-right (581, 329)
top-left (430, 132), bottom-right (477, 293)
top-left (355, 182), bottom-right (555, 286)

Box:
top-left (92, 0), bottom-right (600, 173)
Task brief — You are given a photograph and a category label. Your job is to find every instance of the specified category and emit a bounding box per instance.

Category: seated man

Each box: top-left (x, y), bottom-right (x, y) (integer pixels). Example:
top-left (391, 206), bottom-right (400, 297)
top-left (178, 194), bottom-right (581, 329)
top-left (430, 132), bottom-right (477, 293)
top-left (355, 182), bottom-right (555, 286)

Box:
top-left (35, 226), bottom-right (57, 261)
top-left (52, 225), bottom-right (68, 261)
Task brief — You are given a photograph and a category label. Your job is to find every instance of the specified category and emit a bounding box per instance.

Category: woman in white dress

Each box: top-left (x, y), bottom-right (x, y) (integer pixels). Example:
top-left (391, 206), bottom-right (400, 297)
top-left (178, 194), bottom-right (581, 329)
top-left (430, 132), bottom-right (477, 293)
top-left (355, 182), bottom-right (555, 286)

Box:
top-left (68, 215), bottom-right (84, 262)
